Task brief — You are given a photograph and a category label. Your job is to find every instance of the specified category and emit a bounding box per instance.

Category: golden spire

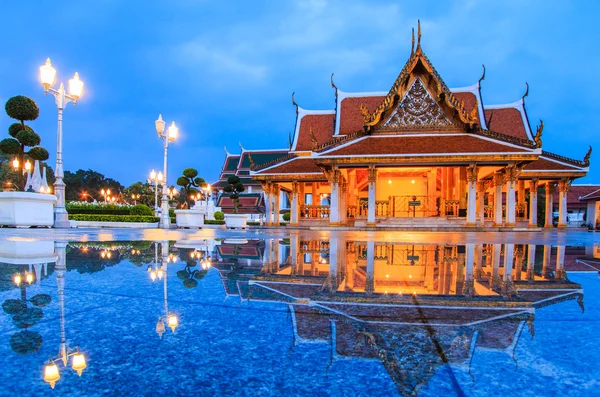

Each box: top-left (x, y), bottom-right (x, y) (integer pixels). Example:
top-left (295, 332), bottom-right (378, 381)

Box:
top-left (416, 20), bottom-right (422, 55)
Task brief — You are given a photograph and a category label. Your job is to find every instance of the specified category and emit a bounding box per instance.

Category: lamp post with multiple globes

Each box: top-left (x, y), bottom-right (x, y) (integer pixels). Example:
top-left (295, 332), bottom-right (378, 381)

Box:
top-left (153, 241), bottom-right (179, 338)
top-left (39, 58), bottom-right (84, 228)
top-left (154, 115), bottom-right (178, 229)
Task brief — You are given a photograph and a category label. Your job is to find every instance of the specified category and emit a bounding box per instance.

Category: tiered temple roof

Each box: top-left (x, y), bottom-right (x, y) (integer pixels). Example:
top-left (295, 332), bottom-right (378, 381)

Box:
top-left (214, 23), bottom-right (590, 187)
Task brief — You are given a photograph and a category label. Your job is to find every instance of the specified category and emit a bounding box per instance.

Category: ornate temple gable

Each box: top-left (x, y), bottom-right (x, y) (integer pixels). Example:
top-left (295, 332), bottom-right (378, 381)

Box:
top-left (362, 32), bottom-right (478, 133)
top-left (381, 77), bottom-right (454, 130)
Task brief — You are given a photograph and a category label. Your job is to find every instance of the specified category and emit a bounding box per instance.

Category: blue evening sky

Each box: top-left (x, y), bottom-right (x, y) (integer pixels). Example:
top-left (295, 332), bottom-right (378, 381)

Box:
top-left (1, 0), bottom-right (599, 186)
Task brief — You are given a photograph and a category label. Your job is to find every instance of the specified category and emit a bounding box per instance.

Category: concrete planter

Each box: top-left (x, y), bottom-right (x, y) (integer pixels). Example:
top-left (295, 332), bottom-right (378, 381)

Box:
top-left (175, 210), bottom-right (205, 229)
top-left (0, 192), bottom-right (56, 228)
top-left (224, 213), bottom-right (248, 229)
top-left (0, 240), bottom-right (57, 264)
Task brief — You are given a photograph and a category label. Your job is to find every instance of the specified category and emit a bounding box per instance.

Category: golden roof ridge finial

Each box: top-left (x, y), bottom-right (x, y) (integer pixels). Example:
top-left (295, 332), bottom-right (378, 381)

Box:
top-left (479, 64), bottom-right (486, 84)
top-left (584, 145), bottom-right (592, 167)
top-left (238, 141), bottom-right (244, 152)
top-left (330, 73), bottom-right (337, 90)
top-left (248, 153), bottom-right (255, 169)
top-left (416, 20), bottom-right (422, 55)
top-left (224, 146), bottom-right (230, 156)
top-left (411, 27), bottom-right (415, 56)
top-left (534, 119), bottom-right (543, 148)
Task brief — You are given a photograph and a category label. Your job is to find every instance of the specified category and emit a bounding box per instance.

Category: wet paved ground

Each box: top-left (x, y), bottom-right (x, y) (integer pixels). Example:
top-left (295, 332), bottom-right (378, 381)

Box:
top-left (0, 227), bottom-right (599, 245)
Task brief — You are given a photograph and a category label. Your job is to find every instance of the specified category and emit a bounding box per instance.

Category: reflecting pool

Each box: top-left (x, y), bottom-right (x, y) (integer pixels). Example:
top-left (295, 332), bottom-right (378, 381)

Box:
top-left (1, 236), bottom-right (599, 396)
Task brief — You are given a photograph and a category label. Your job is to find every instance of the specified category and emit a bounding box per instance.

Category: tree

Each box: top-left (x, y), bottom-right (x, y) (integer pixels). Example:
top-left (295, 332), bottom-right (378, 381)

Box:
top-left (0, 96), bottom-right (49, 189)
top-left (176, 168), bottom-right (206, 207)
top-left (125, 181), bottom-right (156, 207)
top-left (63, 169), bottom-right (123, 202)
top-left (223, 175), bottom-right (245, 214)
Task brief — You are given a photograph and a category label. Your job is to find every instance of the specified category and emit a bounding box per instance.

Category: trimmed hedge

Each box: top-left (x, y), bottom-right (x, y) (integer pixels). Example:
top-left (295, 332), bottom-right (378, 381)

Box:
top-left (205, 220), bottom-right (225, 225)
top-left (66, 203), bottom-right (154, 217)
top-left (130, 204), bottom-right (153, 216)
top-left (213, 211), bottom-right (225, 221)
top-left (69, 214), bottom-right (159, 223)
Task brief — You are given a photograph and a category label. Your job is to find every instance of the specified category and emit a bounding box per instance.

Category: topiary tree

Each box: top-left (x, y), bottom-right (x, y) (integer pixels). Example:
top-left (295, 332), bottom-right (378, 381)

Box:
top-left (0, 96), bottom-right (49, 189)
top-left (176, 168), bottom-right (206, 207)
top-left (223, 175), bottom-right (245, 214)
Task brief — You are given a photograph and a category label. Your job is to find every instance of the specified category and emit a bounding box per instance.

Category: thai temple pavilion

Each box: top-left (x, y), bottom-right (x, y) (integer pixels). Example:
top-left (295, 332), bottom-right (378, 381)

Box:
top-left (213, 24), bottom-right (591, 229)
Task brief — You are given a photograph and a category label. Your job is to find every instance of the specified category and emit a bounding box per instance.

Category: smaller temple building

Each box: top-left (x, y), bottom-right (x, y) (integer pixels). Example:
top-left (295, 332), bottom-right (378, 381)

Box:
top-left (215, 24), bottom-right (592, 229)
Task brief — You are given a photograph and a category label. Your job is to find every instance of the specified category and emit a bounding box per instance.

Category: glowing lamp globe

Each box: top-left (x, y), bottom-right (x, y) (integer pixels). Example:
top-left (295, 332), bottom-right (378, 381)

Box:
top-left (157, 268), bottom-right (164, 280)
top-left (40, 58), bottom-right (57, 91)
top-left (156, 319), bottom-right (166, 338)
top-left (25, 161), bottom-right (31, 171)
top-left (150, 271), bottom-right (157, 281)
top-left (167, 122), bottom-right (178, 141)
top-left (13, 274), bottom-right (21, 286)
top-left (68, 72), bottom-right (84, 100)
top-left (157, 172), bottom-right (163, 182)
top-left (155, 114), bottom-right (166, 136)
top-left (43, 362), bottom-right (60, 389)
top-left (167, 314), bottom-right (178, 332)
top-left (71, 353), bottom-right (87, 376)
top-left (12, 158), bottom-right (19, 170)
top-left (26, 273), bottom-right (34, 284)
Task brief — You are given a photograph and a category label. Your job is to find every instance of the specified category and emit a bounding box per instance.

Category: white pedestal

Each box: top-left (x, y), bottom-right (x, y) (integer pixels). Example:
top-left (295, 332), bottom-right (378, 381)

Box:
top-left (175, 210), bottom-right (205, 228)
top-left (0, 192), bottom-right (56, 228)
top-left (225, 214), bottom-right (248, 229)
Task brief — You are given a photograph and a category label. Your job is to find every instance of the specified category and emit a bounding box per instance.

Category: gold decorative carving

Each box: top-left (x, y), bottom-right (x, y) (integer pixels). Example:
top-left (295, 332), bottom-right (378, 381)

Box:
top-left (291, 181), bottom-right (299, 193)
top-left (545, 182), bottom-right (555, 194)
top-left (493, 173), bottom-right (505, 187)
top-left (309, 127), bottom-right (319, 151)
top-left (248, 153), bottom-right (255, 169)
top-left (534, 120), bottom-right (543, 148)
top-left (584, 145), bottom-right (592, 167)
top-left (505, 165), bottom-right (521, 183)
top-left (314, 153), bottom-right (539, 166)
top-left (558, 179), bottom-right (572, 193)
top-left (467, 165), bottom-right (478, 183)
top-left (382, 78), bottom-right (454, 130)
top-left (367, 167), bottom-right (377, 183)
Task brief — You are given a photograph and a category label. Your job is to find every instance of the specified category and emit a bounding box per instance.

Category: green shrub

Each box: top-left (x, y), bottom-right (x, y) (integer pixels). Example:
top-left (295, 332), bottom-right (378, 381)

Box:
top-left (169, 208), bottom-right (175, 217)
top-left (67, 208), bottom-right (131, 215)
top-left (130, 204), bottom-right (153, 216)
top-left (247, 222), bottom-right (260, 226)
top-left (69, 214), bottom-right (159, 223)
top-left (213, 211), bottom-right (224, 221)
top-left (204, 220), bottom-right (225, 225)
top-left (282, 212), bottom-right (290, 221)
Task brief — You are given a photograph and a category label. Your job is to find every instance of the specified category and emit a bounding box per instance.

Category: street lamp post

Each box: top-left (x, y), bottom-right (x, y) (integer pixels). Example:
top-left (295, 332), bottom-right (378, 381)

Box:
top-left (39, 58), bottom-right (84, 228)
top-left (155, 115), bottom-right (178, 228)
top-left (148, 169), bottom-right (163, 216)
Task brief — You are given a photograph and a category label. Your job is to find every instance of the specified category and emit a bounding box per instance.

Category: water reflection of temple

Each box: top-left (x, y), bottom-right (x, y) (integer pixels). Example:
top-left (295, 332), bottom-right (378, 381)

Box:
top-left (213, 237), bottom-right (584, 396)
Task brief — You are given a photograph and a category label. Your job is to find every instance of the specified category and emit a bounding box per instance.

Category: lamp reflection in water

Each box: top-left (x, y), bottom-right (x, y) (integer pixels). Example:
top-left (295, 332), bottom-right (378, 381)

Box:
top-left (43, 242), bottom-right (87, 389)
top-left (154, 241), bottom-right (179, 338)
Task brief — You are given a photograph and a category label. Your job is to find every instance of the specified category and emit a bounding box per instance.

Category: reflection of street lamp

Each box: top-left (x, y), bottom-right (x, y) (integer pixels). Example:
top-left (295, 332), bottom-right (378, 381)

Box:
top-left (155, 241), bottom-right (179, 338)
top-left (43, 242), bottom-right (87, 389)
top-left (155, 115), bottom-right (179, 229)
top-left (40, 58), bottom-right (84, 228)
top-left (131, 193), bottom-right (141, 205)
top-left (167, 187), bottom-right (178, 200)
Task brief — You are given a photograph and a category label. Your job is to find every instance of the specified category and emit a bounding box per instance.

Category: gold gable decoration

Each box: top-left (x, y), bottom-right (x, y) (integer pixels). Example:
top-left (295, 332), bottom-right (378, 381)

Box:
top-left (382, 78), bottom-right (454, 130)
top-left (361, 22), bottom-right (478, 132)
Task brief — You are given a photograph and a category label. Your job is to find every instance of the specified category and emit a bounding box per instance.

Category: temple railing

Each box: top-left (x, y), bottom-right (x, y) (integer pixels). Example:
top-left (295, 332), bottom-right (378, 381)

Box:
top-left (300, 240), bottom-right (329, 253)
top-left (347, 205), bottom-right (358, 218)
top-left (484, 205), bottom-right (494, 219)
top-left (516, 202), bottom-right (527, 219)
top-left (389, 195), bottom-right (439, 217)
top-left (300, 205), bottom-right (330, 219)
top-left (443, 200), bottom-right (460, 217)
top-left (375, 201), bottom-right (389, 217)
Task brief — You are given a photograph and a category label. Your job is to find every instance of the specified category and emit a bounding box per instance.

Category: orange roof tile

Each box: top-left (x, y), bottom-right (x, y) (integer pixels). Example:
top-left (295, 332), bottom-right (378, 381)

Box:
top-left (295, 114), bottom-right (335, 151)
top-left (485, 108), bottom-right (529, 141)
top-left (339, 96), bottom-right (383, 135)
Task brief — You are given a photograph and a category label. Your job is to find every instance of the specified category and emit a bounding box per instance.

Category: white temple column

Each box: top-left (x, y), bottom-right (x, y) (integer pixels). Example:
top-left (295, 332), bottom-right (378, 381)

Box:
top-left (465, 243), bottom-right (475, 297)
top-left (503, 243), bottom-right (514, 294)
top-left (273, 184), bottom-right (281, 225)
top-left (329, 170), bottom-right (340, 226)
top-left (476, 181), bottom-right (485, 225)
top-left (466, 165), bottom-right (478, 227)
top-left (329, 237), bottom-right (339, 290)
top-left (339, 180), bottom-right (347, 225)
top-left (290, 181), bottom-right (299, 226)
top-left (527, 244), bottom-right (536, 280)
top-left (545, 183), bottom-right (554, 228)
top-left (366, 240), bottom-right (375, 293)
top-left (264, 182), bottom-right (273, 226)
top-left (529, 179), bottom-right (539, 227)
top-left (587, 201), bottom-right (597, 229)
top-left (493, 173), bottom-right (504, 227)
top-left (506, 166), bottom-right (518, 227)
top-left (558, 179), bottom-right (569, 228)
top-left (290, 235), bottom-right (299, 275)
top-left (367, 166), bottom-right (377, 226)
top-left (556, 245), bottom-right (566, 279)
top-left (492, 243), bottom-right (501, 289)
top-left (542, 244), bottom-right (551, 278)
